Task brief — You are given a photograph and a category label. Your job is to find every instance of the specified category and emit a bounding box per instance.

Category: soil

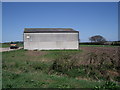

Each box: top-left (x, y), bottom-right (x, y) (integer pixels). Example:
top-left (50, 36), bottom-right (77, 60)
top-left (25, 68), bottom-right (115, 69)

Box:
top-left (72, 47), bottom-right (120, 67)
top-left (80, 46), bottom-right (120, 55)
top-left (26, 50), bottom-right (48, 56)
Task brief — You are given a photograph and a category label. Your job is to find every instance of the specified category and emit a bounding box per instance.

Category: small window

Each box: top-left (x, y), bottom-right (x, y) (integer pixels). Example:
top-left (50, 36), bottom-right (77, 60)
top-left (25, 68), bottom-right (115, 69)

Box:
top-left (26, 36), bottom-right (30, 39)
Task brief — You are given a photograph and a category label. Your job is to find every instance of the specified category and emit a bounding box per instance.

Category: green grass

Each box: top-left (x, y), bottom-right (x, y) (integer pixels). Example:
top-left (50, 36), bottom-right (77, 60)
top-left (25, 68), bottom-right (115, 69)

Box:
top-left (2, 49), bottom-right (106, 88)
top-left (3, 70), bottom-right (104, 88)
top-left (80, 45), bottom-right (119, 47)
top-left (0, 43), bottom-right (10, 48)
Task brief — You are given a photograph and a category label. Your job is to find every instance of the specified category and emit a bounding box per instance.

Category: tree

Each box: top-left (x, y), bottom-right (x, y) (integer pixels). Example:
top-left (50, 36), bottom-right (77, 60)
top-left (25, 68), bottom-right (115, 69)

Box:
top-left (89, 35), bottom-right (106, 43)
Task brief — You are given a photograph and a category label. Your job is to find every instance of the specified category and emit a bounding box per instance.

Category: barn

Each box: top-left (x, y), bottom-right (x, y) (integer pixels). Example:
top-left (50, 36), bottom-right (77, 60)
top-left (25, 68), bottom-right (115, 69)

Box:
top-left (24, 28), bottom-right (79, 50)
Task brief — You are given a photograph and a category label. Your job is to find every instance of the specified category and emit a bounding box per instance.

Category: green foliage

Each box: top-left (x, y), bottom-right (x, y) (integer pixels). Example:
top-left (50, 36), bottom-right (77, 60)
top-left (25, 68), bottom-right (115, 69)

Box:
top-left (65, 67), bottom-right (86, 77)
top-left (94, 81), bottom-right (120, 89)
top-left (114, 76), bottom-right (120, 82)
top-left (50, 53), bottom-right (79, 73)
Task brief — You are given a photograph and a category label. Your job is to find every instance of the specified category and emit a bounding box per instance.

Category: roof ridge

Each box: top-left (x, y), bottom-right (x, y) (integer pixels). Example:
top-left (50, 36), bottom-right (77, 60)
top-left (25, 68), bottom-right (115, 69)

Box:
top-left (24, 28), bottom-right (73, 29)
top-left (24, 28), bottom-right (79, 33)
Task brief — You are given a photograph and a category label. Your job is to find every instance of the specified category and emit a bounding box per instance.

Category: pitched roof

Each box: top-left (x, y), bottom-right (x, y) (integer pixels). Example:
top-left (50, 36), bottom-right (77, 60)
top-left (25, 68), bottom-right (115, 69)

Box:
top-left (24, 28), bottom-right (79, 33)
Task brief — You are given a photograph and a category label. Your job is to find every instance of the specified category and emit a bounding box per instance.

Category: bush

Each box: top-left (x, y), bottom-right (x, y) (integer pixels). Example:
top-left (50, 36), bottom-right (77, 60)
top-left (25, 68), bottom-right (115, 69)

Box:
top-left (50, 53), bottom-right (78, 73)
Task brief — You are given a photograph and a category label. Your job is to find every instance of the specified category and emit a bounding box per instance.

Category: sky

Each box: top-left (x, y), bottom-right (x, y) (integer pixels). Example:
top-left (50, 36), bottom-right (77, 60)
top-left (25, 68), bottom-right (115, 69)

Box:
top-left (2, 2), bottom-right (118, 42)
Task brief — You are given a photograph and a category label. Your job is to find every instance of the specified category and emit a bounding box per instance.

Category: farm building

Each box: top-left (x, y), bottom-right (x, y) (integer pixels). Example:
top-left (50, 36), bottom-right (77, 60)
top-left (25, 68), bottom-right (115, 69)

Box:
top-left (24, 28), bottom-right (79, 50)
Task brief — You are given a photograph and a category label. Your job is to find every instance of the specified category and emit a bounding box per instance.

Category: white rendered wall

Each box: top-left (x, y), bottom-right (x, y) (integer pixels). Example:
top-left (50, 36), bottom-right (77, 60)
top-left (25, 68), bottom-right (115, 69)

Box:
top-left (24, 33), bottom-right (79, 50)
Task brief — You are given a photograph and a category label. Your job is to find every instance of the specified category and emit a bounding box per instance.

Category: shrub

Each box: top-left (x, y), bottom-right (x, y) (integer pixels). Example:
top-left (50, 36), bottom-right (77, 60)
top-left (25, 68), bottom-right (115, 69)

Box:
top-left (50, 53), bottom-right (78, 73)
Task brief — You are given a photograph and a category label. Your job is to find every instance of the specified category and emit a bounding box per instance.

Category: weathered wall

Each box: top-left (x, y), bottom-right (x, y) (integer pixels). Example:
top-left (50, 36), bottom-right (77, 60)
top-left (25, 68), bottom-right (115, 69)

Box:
top-left (24, 33), bottom-right (79, 50)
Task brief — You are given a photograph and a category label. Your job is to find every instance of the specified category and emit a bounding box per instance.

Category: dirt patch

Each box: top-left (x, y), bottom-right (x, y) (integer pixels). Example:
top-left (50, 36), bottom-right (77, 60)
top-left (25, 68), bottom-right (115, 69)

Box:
top-left (68, 46), bottom-right (120, 67)
top-left (26, 50), bottom-right (48, 57)
top-left (80, 46), bottom-right (119, 55)
top-left (80, 47), bottom-right (119, 61)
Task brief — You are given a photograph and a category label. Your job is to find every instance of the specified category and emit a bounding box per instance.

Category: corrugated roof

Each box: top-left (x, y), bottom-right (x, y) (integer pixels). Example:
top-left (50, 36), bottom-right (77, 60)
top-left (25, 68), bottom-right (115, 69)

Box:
top-left (24, 28), bottom-right (79, 33)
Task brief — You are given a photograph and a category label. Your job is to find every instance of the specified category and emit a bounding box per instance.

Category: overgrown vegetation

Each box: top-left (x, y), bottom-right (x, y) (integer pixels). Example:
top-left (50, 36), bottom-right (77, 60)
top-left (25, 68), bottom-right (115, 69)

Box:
top-left (49, 52), bottom-right (119, 82)
top-left (2, 46), bottom-right (120, 88)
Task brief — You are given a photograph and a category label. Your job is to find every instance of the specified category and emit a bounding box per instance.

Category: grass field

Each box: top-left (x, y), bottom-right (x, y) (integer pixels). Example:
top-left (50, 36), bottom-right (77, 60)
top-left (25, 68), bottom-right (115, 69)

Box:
top-left (2, 46), bottom-right (120, 88)
top-left (0, 43), bottom-right (10, 48)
